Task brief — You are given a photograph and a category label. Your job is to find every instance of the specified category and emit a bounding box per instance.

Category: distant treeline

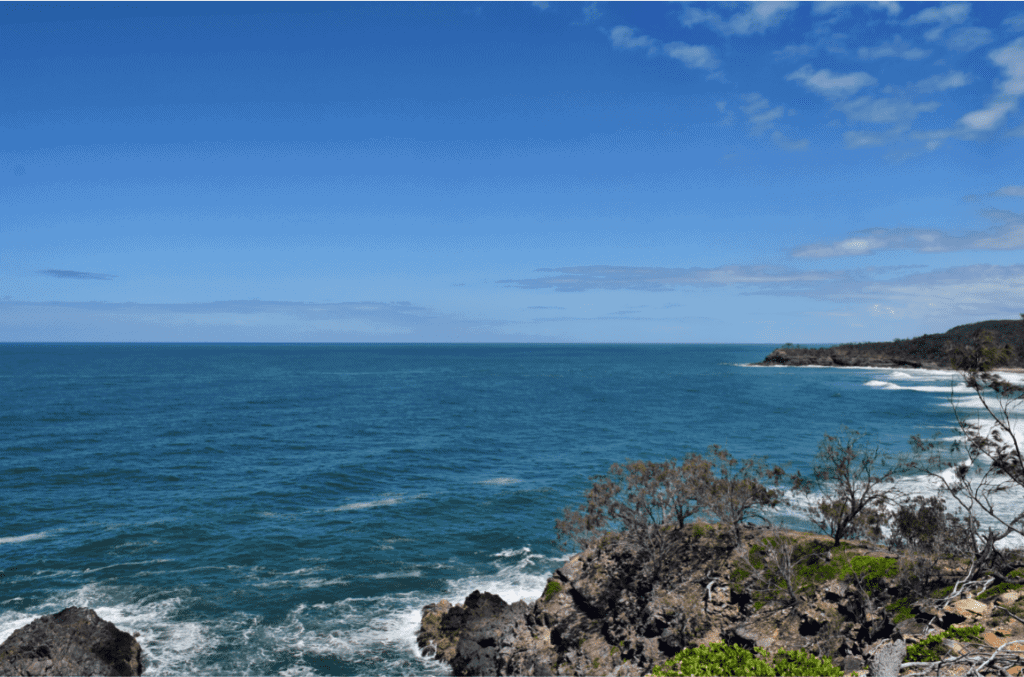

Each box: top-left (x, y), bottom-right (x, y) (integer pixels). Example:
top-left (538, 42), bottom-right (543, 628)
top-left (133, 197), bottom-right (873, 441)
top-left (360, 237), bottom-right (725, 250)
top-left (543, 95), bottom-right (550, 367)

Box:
top-left (773, 318), bottom-right (1024, 369)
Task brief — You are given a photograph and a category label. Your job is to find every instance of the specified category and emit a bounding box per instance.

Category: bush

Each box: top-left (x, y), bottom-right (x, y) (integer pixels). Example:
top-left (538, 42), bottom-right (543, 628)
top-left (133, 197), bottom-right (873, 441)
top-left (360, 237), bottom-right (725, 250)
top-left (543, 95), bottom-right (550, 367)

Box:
top-left (542, 579), bottom-right (562, 602)
top-left (905, 625), bottom-right (983, 662)
top-left (793, 429), bottom-right (901, 546)
top-left (652, 643), bottom-right (841, 677)
top-left (888, 496), bottom-right (975, 555)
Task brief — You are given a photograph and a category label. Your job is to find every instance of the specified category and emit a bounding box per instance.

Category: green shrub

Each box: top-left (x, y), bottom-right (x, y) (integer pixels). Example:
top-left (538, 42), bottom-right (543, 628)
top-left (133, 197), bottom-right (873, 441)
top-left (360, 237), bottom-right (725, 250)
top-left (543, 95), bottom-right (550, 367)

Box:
top-left (886, 597), bottom-right (914, 623)
top-left (772, 649), bottom-right (844, 677)
top-left (653, 643), bottom-right (773, 676)
top-left (905, 625), bottom-right (982, 662)
top-left (542, 579), bottom-right (562, 602)
top-left (652, 643), bottom-right (841, 677)
top-left (977, 582), bottom-right (1023, 600)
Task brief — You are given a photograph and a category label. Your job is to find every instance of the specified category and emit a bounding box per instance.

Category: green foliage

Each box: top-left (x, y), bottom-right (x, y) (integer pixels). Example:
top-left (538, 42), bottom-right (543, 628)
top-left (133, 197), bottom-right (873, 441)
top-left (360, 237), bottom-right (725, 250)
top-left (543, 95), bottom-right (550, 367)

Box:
top-left (733, 540), bottom-right (898, 609)
top-left (771, 649), bottom-right (844, 677)
top-left (932, 585), bottom-right (954, 599)
top-left (977, 582), bottom-right (1023, 600)
top-left (652, 643), bottom-right (773, 676)
top-left (652, 643), bottom-right (840, 677)
top-left (886, 597), bottom-right (914, 623)
top-left (888, 496), bottom-right (975, 556)
top-left (542, 579), bottom-right (562, 602)
top-left (905, 625), bottom-right (983, 662)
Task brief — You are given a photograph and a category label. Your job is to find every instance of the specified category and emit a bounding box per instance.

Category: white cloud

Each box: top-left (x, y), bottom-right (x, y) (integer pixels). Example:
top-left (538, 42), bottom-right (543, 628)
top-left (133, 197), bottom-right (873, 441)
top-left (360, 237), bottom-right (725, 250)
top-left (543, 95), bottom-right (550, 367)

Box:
top-left (664, 41), bottom-right (721, 72)
top-left (813, 1), bottom-right (900, 17)
top-left (843, 130), bottom-right (887, 148)
top-left (959, 37), bottom-right (1024, 131)
top-left (608, 26), bottom-right (721, 75)
top-left (792, 210), bottom-right (1024, 257)
top-left (772, 130), bottom-right (809, 151)
top-left (680, 2), bottom-right (798, 36)
top-left (906, 3), bottom-right (970, 41)
top-left (873, 1), bottom-right (902, 17)
top-left (965, 185), bottom-right (1024, 201)
top-left (838, 96), bottom-right (940, 123)
top-left (741, 93), bottom-right (785, 135)
top-left (946, 26), bottom-right (993, 52)
top-left (913, 70), bottom-right (968, 93)
top-left (498, 263), bottom-right (1024, 322)
top-left (786, 65), bottom-right (877, 98)
top-left (609, 25), bottom-right (657, 52)
top-left (1005, 13), bottom-right (1024, 32)
top-left (858, 35), bottom-right (930, 60)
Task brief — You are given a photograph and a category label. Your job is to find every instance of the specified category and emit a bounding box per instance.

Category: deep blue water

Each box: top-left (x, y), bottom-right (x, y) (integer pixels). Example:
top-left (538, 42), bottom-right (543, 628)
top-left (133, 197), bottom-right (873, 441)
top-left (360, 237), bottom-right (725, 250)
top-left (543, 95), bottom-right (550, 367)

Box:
top-left (0, 344), bottom-right (966, 675)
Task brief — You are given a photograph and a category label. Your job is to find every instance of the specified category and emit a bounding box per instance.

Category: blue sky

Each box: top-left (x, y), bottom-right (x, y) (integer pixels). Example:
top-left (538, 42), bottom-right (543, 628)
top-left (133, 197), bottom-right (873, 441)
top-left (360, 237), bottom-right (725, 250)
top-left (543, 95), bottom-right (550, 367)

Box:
top-left (3, 1), bottom-right (1024, 343)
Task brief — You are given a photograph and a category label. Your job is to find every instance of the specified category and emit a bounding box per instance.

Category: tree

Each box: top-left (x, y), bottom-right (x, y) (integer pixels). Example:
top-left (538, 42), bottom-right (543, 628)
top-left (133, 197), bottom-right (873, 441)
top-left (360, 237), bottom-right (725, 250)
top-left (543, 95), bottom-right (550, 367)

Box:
top-left (793, 429), bottom-right (900, 546)
top-left (699, 445), bottom-right (787, 548)
top-left (909, 323), bottom-right (1024, 577)
top-left (555, 455), bottom-right (712, 578)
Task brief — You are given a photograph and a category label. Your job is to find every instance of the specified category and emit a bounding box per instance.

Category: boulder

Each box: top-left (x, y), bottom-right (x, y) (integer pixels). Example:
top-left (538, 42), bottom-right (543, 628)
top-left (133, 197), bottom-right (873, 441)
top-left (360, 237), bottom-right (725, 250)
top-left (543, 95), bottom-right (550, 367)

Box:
top-left (0, 607), bottom-right (143, 676)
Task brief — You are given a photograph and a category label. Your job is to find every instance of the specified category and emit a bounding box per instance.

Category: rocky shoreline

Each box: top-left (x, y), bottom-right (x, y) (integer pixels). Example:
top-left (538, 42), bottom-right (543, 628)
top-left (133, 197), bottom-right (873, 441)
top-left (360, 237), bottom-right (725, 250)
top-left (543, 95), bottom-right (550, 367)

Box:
top-left (756, 318), bottom-right (1024, 371)
top-left (416, 525), bottom-right (1024, 676)
top-left (758, 347), bottom-right (947, 370)
top-left (0, 607), bottom-right (144, 676)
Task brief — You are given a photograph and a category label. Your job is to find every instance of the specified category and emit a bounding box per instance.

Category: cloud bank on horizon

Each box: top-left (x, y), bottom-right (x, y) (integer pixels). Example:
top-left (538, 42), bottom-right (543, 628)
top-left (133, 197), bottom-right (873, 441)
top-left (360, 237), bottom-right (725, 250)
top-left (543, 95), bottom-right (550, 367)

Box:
top-left (2, 1), bottom-right (1023, 343)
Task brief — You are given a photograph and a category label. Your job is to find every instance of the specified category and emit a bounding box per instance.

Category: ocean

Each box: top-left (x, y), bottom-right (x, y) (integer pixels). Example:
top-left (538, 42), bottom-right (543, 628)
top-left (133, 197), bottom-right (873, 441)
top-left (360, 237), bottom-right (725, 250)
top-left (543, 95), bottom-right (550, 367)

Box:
top-left (0, 343), bottom-right (996, 675)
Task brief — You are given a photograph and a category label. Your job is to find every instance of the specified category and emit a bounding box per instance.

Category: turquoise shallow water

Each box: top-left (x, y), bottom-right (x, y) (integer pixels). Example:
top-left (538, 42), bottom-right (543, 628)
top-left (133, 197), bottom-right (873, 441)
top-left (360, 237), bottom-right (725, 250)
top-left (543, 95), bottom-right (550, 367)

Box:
top-left (0, 343), bottom-right (966, 675)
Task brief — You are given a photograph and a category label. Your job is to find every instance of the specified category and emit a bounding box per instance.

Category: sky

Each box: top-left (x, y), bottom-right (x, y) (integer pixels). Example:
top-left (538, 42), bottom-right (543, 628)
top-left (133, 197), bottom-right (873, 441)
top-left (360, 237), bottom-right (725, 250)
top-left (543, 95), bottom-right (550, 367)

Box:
top-left (3, 1), bottom-right (1024, 344)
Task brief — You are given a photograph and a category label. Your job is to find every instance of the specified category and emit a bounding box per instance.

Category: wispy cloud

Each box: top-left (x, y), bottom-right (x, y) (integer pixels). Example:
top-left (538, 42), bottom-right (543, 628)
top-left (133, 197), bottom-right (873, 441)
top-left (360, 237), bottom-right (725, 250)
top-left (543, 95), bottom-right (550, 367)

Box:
top-left (1006, 13), bottom-right (1024, 32)
top-left (946, 26), bottom-right (993, 52)
top-left (680, 2), bottom-right (799, 36)
top-left (912, 70), bottom-right (968, 94)
top-left (608, 25), bottom-right (721, 77)
top-left (0, 299), bottom-right (533, 342)
top-left (499, 265), bottom-right (851, 292)
top-left (959, 37), bottom-right (1024, 132)
top-left (837, 96), bottom-right (940, 124)
top-left (964, 185), bottom-right (1024, 201)
top-left (663, 41), bottom-right (721, 73)
top-left (812, 2), bottom-right (901, 18)
top-left (499, 263), bottom-right (1024, 324)
top-left (609, 25), bottom-right (657, 53)
top-left (786, 65), bottom-right (877, 98)
top-left (857, 35), bottom-right (930, 60)
top-left (906, 2), bottom-right (970, 41)
top-left (792, 210), bottom-right (1024, 257)
top-left (39, 269), bottom-right (116, 280)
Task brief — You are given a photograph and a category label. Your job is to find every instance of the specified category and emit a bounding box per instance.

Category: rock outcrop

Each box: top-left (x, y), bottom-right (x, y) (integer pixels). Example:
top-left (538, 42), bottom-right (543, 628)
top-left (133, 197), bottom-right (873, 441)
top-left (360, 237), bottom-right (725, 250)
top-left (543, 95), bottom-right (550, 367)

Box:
top-left (0, 607), bottom-right (144, 676)
top-left (418, 526), bottom-right (1024, 676)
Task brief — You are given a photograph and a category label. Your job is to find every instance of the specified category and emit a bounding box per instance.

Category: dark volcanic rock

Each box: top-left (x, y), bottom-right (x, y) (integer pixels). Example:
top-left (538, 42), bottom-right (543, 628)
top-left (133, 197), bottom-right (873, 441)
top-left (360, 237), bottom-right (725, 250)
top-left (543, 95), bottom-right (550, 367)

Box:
top-left (0, 607), bottom-right (143, 676)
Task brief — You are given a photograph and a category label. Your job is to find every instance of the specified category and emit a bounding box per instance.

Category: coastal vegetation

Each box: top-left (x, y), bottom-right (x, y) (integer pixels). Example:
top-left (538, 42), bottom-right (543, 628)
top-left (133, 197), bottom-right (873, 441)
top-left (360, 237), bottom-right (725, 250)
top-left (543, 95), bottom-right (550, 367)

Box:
top-left (420, 317), bottom-right (1024, 676)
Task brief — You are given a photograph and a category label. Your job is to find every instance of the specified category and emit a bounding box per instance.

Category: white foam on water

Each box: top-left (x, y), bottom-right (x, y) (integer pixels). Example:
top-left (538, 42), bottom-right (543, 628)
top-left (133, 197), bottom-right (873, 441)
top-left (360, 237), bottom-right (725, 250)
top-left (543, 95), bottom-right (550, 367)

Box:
top-left (777, 463), bottom-right (1024, 551)
top-left (0, 582), bottom-right (216, 676)
top-left (256, 548), bottom-right (561, 677)
top-left (0, 532), bottom-right (47, 545)
top-left (495, 546), bottom-right (531, 557)
top-left (370, 570), bottom-right (422, 579)
top-left (331, 497), bottom-right (403, 511)
top-left (329, 493), bottom-right (428, 512)
top-left (478, 477), bottom-right (520, 485)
